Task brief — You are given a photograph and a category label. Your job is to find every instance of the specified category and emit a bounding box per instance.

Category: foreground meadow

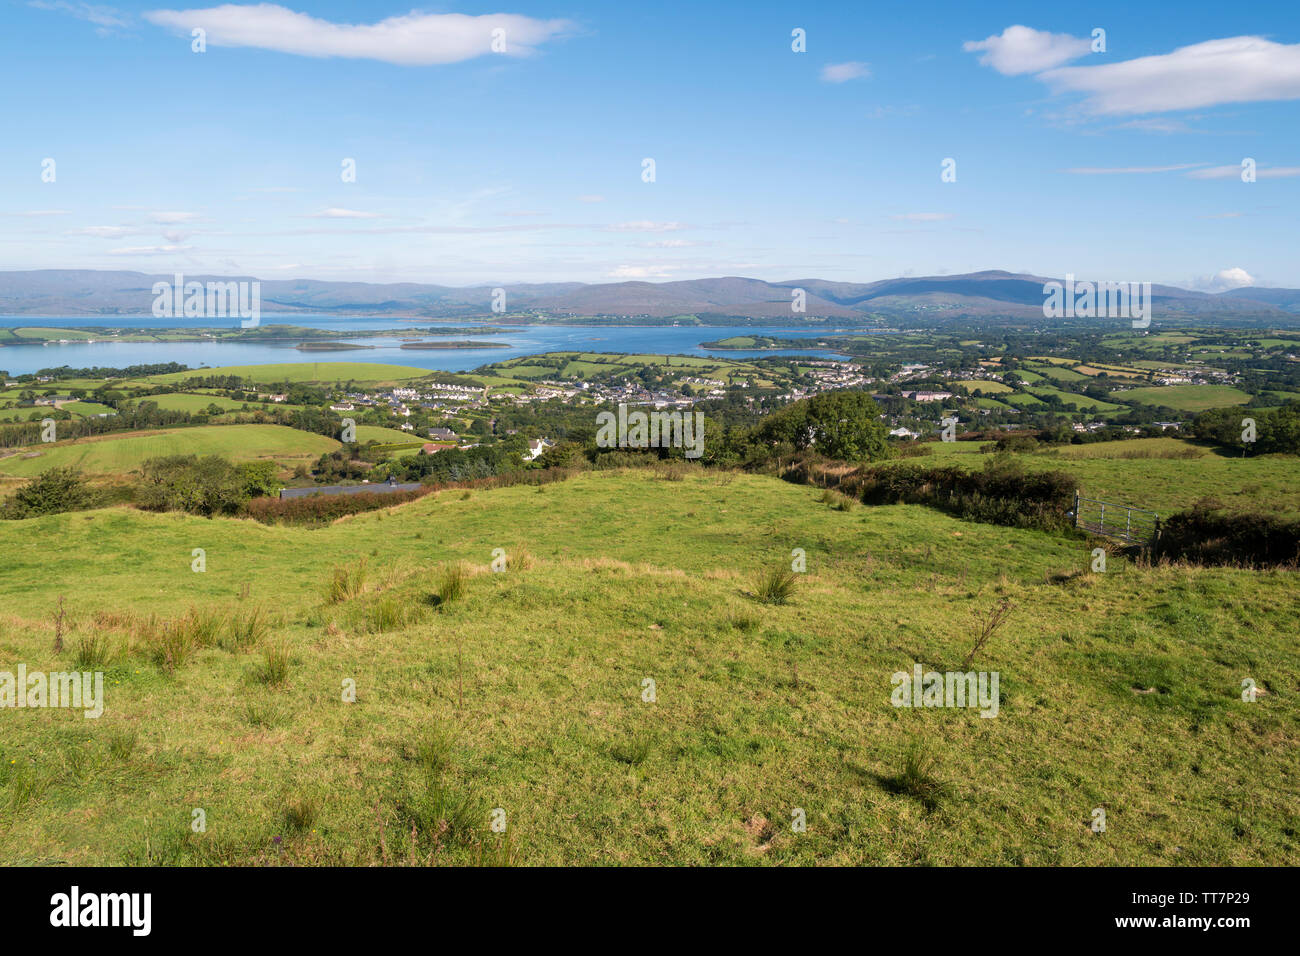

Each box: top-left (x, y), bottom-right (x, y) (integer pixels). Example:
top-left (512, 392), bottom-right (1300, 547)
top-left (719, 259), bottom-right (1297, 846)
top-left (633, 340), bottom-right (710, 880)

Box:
top-left (0, 470), bottom-right (1295, 865)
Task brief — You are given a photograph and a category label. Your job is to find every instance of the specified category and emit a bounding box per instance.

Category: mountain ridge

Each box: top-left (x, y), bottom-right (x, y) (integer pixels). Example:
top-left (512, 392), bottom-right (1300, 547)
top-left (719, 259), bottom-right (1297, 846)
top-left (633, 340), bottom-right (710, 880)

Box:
top-left (0, 268), bottom-right (1294, 321)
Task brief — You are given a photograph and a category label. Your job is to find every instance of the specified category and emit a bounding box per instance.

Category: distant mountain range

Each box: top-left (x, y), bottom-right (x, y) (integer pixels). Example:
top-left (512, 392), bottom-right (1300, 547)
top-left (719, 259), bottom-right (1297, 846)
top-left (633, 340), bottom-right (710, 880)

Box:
top-left (1, 269), bottom-right (1297, 323)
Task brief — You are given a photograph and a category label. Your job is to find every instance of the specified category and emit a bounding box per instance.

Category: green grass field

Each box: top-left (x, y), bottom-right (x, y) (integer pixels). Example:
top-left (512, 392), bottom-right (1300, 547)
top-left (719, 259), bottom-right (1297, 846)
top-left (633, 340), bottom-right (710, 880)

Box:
top-left (355, 425), bottom-right (418, 444)
top-left (1115, 385), bottom-right (1252, 412)
top-left (0, 424), bottom-right (339, 477)
top-left (138, 363), bottom-right (433, 386)
top-left (924, 438), bottom-right (1300, 517)
top-left (0, 469), bottom-right (1294, 866)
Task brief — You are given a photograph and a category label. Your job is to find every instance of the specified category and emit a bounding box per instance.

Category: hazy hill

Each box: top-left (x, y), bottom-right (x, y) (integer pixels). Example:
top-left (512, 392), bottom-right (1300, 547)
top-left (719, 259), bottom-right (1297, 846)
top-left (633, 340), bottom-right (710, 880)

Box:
top-left (0, 268), bottom-right (1295, 323)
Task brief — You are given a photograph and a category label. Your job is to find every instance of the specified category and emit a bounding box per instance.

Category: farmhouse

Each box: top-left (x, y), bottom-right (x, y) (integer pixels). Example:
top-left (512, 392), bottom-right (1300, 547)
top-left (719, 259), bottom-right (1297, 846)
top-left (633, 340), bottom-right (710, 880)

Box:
top-left (428, 427), bottom-right (457, 441)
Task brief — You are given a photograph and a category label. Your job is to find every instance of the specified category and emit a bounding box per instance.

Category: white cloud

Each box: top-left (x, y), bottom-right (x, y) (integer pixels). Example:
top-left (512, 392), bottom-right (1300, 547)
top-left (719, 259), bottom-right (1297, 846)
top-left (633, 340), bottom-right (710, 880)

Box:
top-left (1201, 267), bottom-right (1255, 291)
top-left (149, 210), bottom-right (198, 223)
top-left (963, 25), bottom-right (1091, 76)
top-left (821, 61), bottom-right (871, 83)
top-left (1187, 164), bottom-right (1300, 179)
top-left (10, 209), bottom-right (71, 217)
top-left (889, 213), bottom-right (954, 222)
top-left (607, 265), bottom-right (673, 279)
top-left (576, 194), bottom-right (605, 203)
top-left (606, 221), bottom-right (686, 232)
top-left (144, 5), bottom-right (573, 65)
top-left (310, 207), bottom-right (383, 218)
top-left (1042, 36), bottom-right (1300, 115)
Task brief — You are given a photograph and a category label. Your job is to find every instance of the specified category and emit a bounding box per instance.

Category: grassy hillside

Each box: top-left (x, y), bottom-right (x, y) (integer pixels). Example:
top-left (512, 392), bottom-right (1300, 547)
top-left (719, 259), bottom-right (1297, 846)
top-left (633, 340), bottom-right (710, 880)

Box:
top-left (0, 470), bottom-right (1293, 866)
top-left (0, 424), bottom-right (339, 478)
top-left (923, 438), bottom-right (1300, 517)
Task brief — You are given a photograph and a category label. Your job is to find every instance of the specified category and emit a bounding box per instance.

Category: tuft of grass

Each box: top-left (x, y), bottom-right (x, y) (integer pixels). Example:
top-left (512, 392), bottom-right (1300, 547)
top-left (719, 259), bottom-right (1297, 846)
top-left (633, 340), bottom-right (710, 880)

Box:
top-left (107, 728), bottom-right (138, 762)
top-left (753, 567), bottom-right (797, 606)
top-left (366, 594), bottom-right (414, 634)
top-left (282, 795), bottom-right (319, 833)
top-left (144, 618), bottom-right (193, 673)
top-left (412, 728), bottom-right (455, 777)
top-left (610, 734), bottom-right (652, 766)
top-left (257, 644), bottom-right (291, 686)
top-left (326, 558), bottom-right (368, 604)
top-left (73, 632), bottom-right (111, 669)
top-left (399, 780), bottom-right (484, 847)
top-left (895, 741), bottom-right (952, 812)
top-left (241, 701), bottom-right (286, 728)
top-left (728, 610), bottom-right (761, 633)
top-left (224, 605), bottom-right (268, 651)
top-left (432, 562), bottom-right (470, 607)
top-left (820, 487), bottom-right (859, 511)
top-left (183, 606), bottom-right (226, 648)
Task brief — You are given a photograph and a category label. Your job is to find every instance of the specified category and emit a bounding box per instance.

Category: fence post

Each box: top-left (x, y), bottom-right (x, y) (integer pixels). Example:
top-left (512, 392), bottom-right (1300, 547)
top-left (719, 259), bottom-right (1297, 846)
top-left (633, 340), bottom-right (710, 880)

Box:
top-left (1073, 490), bottom-right (1080, 529)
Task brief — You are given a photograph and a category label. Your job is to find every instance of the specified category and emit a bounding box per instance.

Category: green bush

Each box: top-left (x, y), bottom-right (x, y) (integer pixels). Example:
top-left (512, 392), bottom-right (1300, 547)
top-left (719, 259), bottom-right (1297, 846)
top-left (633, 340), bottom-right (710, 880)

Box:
top-left (2, 467), bottom-right (96, 518)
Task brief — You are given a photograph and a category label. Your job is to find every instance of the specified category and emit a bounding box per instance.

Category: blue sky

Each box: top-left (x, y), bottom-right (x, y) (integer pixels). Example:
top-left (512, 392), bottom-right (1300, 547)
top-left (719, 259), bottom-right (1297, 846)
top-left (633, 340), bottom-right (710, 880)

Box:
top-left (2, 0), bottom-right (1298, 289)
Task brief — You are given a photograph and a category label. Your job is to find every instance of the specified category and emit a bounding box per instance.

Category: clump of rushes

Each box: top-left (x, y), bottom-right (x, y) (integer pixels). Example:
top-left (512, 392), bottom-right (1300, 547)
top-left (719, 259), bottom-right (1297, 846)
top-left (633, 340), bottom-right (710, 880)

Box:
top-left (258, 644), bottom-right (290, 686)
top-left (753, 567), bottom-right (797, 606)
top-left (74, 632), bottom-right (110, 669)
top-left (433, 562), bottom-right (469, 607)
top-left (897, 741), bottom-right (951, 812)
top-left (224, 605), bottom-right (268, 651)
top-left (327, 558), bottom-right (368, 603)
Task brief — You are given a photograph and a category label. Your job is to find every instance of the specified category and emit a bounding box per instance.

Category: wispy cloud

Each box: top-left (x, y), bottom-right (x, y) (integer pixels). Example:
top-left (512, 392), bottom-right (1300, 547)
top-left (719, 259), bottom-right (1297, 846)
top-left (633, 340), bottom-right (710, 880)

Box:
top-left (29, 1), bottom-right (130, 31)
top-left (1062, 164), bottom-right (1205, 175)
top-left (109, 244), bottom-right (193, 255)
top-left (889, 213), bottom-right (954, 222)
top-left (606, 221), bottom-right (687, 232)
top-left (144, 5), bottom-right (574, 66)
top-left (1187, 164), bottom-right (1300, 179)
top-left (149, 210), bottom-right (198, 223)
top-left (308, 207), bottom-right (384, 219)
top-left (821, 61), bottom-right (871, 83)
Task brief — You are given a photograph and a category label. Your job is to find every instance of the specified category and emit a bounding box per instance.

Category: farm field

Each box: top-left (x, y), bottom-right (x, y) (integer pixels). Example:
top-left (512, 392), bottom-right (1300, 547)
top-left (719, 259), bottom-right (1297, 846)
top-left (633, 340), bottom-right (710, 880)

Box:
top-left (0, 470), bottom-right (1294, 866)
top-left (0, 424), bottom-right (339, 478)
top-left (355, 425), bottom-right (418, 444)
top-left (921, 438), bottom-right (1300, 518)
top-left (1115, 385), bottom-right (1253, 412)
top-left (137, 363), bottom-right (433, 386)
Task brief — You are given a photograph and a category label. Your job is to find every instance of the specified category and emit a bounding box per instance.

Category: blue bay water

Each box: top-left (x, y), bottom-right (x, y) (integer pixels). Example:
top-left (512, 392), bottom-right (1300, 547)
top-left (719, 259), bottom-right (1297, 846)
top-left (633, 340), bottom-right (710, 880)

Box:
top-left (0, 314), bottom-right (869, 375)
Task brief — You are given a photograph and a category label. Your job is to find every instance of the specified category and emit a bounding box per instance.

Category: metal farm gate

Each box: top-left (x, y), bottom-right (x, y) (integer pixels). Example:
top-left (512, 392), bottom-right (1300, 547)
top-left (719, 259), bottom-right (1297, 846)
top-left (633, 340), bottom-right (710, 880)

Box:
top-left (1072, 492), bottom-right (1161, 546)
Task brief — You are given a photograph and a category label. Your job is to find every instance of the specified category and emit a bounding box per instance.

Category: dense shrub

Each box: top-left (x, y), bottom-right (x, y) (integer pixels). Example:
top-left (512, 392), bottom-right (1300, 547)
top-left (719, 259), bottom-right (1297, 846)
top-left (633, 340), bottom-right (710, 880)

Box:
top-left (136, 455), bottom-right (280, 516)
top-left (792, 455), bottom-right (1078, 531)
top-left (1156, 502), bottom-right (1300, 567)
top-left (1, 467), bottom-right (97, 518)
top-left (245, 487), bottom-right (431, 524)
